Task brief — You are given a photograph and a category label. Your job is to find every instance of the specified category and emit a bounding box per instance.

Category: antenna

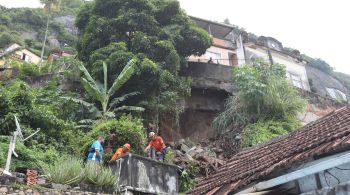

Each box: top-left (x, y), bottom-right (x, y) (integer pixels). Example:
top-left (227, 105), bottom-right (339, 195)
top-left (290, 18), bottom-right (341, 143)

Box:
top-left (2, 116), bottom-right (41, 176)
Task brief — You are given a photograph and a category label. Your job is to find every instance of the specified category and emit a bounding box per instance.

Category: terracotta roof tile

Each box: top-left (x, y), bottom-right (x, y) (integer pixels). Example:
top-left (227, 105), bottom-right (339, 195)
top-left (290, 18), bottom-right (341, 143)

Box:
top-left (189, 106), bottom-right (350, 194)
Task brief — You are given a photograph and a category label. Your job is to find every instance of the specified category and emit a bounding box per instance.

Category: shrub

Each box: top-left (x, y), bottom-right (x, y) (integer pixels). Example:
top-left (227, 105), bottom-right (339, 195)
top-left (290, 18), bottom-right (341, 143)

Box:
top-left (81, 115), bottom-right (146, 157)
top-left (10, 62), bottom-right (41, 79)
top-left (242, 118), bottom-right (301, 147)
top-left (213, 60), bottom-right (307, 143)
top-left (164, 149), bottom-right (174, 164)
top-left (83, 163), bottom-right (117, 187)
top-left (179, 161), bottom-right (200, 193)
top-left (42, 156), bottom-right (84, 185)
top-left (0, 136), bottom-right (59, 170)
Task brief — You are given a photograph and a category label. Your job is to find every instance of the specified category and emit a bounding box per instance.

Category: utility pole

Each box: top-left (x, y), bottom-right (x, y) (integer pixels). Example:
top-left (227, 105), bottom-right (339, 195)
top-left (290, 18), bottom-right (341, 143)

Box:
top-left (267, 47), bottom-right (274, 66)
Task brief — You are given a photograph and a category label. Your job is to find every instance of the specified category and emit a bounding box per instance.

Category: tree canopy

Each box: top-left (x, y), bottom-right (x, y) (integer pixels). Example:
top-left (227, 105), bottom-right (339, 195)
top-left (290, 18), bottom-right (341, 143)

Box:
top-left (75, 0), bottom-right (212, 122)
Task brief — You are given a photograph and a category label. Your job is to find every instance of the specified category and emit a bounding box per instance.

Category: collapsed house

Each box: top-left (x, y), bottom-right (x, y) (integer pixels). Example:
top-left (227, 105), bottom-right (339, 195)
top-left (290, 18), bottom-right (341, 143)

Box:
top-left (189, 106), bottom-right (350, 194)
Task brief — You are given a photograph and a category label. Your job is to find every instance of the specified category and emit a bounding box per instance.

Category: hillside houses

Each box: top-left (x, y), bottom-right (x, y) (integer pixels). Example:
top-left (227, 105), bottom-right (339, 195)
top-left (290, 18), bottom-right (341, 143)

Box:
top-left (189, 16), bottom-right (312, 92)
top-left (0, 43), bottom-right (41, 65)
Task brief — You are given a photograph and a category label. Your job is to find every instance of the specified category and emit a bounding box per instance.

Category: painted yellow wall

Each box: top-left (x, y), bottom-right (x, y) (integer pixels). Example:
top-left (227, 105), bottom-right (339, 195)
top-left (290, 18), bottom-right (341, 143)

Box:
top-left (14, 49), bottom-right (41, 64)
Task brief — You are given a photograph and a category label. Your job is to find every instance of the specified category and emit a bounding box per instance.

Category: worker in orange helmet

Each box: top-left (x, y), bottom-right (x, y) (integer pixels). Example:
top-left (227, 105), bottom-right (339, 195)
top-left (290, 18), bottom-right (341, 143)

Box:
top-left (109, 143), bottom-right (131, 162)
top-left (144, 132), bottom-right (167, 161)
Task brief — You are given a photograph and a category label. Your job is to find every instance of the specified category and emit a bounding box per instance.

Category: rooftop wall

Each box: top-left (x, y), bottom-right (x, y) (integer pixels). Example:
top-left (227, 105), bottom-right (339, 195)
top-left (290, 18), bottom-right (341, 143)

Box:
top-left (110, 154), bottom-right (179, 194)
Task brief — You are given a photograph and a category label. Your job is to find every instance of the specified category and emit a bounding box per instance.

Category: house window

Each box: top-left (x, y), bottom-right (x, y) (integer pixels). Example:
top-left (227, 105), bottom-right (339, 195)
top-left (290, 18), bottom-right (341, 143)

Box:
top-left (206, 51), bottom-right (221, 64)
top-left (288, 73), bottom-right (303, 89)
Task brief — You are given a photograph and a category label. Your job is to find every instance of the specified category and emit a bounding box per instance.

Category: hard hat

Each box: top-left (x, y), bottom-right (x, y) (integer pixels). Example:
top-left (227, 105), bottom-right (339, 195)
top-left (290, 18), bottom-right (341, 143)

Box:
top-left (149, 131), bottom-right (155, 137)
top-left (124, 143), bottom-right (131, 149)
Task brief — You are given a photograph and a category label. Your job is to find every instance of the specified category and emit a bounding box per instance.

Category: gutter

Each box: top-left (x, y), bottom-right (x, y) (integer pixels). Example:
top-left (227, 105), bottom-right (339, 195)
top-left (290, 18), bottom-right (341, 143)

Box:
top-left (235, 150), bottom-right (350, 194)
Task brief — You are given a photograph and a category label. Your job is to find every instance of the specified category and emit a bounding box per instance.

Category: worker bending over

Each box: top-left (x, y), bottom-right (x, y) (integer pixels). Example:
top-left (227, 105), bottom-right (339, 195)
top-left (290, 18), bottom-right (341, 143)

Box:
top-left (110, 143), bottom-right (131, 162)
top-left (144, 132), bottom-right (167, 161)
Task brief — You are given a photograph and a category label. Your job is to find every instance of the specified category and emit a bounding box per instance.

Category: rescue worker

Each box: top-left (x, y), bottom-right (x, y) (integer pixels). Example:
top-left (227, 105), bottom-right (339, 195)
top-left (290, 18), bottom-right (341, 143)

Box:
top-left (144, 132), bottom-right (167, 161)
top-left (87, 135), bottom-right (105, 165)
top-left (109, 143), bottom-right (131, 162)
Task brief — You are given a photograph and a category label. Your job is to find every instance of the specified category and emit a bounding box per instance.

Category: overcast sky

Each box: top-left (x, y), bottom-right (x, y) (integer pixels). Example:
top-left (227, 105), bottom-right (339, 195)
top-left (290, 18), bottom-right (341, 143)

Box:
top-left (1, 0), bottom-right (349, 74)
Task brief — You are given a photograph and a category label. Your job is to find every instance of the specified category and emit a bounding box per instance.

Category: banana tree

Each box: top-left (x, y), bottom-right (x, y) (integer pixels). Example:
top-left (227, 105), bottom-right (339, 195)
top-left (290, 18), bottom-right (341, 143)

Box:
top-left (64, 59), bottom-right (144, 120)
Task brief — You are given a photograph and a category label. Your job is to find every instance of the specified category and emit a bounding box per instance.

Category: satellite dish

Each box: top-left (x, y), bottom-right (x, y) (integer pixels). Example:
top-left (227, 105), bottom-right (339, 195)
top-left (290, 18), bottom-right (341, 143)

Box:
top-left (2, 116), bottom-right (41, 176)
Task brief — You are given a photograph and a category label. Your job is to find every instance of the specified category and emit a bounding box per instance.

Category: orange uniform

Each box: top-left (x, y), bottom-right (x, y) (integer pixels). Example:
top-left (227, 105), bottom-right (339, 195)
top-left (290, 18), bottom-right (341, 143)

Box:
top-left (110, 147), bottom-right (129, 161)
top-left (148, 136), bottom-right (166, 152)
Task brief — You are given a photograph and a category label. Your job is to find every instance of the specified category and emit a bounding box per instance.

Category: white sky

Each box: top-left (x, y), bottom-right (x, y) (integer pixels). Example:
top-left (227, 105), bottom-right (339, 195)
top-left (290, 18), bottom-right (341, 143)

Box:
top-left (1, 0), bottom-right (349, 74)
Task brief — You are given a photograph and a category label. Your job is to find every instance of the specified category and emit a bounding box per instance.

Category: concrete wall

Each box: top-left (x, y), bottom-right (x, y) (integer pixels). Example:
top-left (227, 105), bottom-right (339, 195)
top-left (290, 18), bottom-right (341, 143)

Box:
top-left (110, 154), bottom-right (178, 194)
top-left (301, 180), bottom-right (350, 195)
top-left (188, 38), bottom-right (236, 66)
top-left (180, 62), bottom-right (234, 92)
top-left (236, 34), bottom-right (246, 66)
top-left (295, 161), bottom-right (350, 194)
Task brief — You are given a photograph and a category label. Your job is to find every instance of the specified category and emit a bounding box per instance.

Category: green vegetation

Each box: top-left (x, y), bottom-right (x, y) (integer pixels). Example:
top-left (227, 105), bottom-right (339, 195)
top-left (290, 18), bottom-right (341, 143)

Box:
top-left (67, 60), bottom-right (144, 120)
top-left (179, 161), bottom-right (199, 193)
top-left (0, 136), bottom-right (59, 170)
top-left (213, 59), bottom-right (307, 147)
top-left (75, 0), bottom-right (212, 128)
top-left (0, 1), bottom-right (80, 56)
top-left (83, 163), bottom-right (117, 187)
top-left (43, 156), bottom-right (117, 187)
top-left (80, 116), bottom-right (146, 156)
top-left (42, 156), bottom-right (84, 185)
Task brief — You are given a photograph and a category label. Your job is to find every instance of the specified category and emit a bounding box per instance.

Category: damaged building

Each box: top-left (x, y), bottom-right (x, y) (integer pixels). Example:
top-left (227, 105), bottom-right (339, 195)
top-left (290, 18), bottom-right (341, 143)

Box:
top-left (189, 106), bottom-right (350, 195)
top-left (162, 16), bottom-right (347, 143)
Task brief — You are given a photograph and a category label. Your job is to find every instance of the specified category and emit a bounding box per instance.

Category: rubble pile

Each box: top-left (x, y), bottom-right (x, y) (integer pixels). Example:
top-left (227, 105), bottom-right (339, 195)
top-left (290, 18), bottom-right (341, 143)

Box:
top-left (171, 139), bottom-right (226, 177)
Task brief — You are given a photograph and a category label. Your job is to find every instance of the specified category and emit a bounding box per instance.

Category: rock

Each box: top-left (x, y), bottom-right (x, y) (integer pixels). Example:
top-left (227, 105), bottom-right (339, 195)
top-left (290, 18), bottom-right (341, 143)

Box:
top-left (18, 191), bottom-right (25, 195)
top-left (180, 144), bottom-right (190, 153)
top-left (0, 187), bottom-right (8, 193)
top-left (177, 139), bottom-right (185, 145)
top-left (25, 189), bottom-right (32, 193)
top-left (174, 149), bottom-right (184, 156)
top-left (187, 147), bottom-right (204, 157)
top-left (213, 147), bottom-right (224, 153)
top-left (185, 154), bottom-right (194, 161)
top-left (51, 183), bottom-right (70, 190)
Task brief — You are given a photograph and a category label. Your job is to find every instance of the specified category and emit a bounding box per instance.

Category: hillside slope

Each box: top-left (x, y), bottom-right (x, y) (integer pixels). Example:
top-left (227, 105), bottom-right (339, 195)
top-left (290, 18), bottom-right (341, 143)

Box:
top-left (0, 0), bottom-right (83, 57)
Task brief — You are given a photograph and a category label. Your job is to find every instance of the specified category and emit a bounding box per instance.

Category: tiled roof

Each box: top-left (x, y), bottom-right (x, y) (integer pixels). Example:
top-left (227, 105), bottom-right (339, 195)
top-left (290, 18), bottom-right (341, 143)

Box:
top-left (190, 106), bottom-right (350, 195)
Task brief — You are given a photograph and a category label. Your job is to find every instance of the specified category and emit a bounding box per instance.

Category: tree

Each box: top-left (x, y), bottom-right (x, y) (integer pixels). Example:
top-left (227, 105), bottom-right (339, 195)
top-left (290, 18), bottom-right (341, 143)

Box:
top-left (213, 59), bottom-right (307, 147)
top-left (67, 60), bottom-right (144, 120)
top-left (75, 0), bottom-right (212, 128)
top-left (39, 0), bottom-right (60, 70)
